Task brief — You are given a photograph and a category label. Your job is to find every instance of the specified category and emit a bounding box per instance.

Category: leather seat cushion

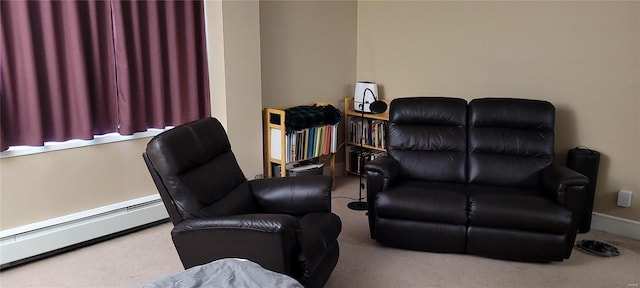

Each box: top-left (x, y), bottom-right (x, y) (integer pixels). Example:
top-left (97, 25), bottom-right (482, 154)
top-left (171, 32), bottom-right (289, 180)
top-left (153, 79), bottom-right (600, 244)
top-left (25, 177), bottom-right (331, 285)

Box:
top-left (376, 181), bottom-right (467, 225)
top-left (298, 212), bottom-right (342, 276)
top-left (468, 184), bottom-right (572, 234)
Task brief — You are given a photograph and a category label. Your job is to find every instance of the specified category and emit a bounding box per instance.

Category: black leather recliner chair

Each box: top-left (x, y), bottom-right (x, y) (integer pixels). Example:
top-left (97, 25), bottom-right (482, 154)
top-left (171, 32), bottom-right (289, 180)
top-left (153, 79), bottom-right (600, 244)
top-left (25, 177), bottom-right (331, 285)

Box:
top-left (143, 117), bottom-right (341, 288)
top-left (366, 97), bottom-right (588, 262)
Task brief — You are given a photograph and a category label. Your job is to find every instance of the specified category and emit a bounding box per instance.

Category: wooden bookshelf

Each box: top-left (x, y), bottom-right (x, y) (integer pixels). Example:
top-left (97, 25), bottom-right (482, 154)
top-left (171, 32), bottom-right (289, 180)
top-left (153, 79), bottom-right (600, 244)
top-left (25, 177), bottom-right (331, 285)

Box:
top-left (344, 97), bottom-right (390, 175)
top-left (263, 102), bottom-right (337, 187)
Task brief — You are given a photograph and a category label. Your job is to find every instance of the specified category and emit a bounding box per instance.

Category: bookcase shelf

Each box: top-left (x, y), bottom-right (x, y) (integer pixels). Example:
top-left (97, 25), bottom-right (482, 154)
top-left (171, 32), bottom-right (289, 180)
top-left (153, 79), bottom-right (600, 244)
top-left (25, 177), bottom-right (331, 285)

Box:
top-left (344, 97), bottom-right (390, 176)
top-left (345, 142), bottom-right (387, 152)
top-left (263, 102), bottom-right (337, 187)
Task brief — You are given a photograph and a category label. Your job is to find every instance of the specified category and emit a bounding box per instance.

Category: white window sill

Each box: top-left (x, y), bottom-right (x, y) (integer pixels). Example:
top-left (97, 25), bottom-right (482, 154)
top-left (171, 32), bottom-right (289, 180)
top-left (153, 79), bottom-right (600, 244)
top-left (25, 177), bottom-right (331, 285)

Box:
top-left (0, 127), bottom-right (173, 159)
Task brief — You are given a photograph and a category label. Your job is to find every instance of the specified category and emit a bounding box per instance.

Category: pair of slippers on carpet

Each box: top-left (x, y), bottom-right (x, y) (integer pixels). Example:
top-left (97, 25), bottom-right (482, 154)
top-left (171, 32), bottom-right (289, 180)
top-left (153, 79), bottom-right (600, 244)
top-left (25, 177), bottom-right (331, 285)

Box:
top-left (575, 239), bottom-right (620, 257)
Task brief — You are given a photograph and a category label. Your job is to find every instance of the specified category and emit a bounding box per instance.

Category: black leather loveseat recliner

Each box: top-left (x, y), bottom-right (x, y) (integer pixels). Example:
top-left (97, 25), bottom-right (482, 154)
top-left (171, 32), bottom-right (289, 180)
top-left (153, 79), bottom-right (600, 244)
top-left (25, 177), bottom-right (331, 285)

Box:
top-left (365, 97), bottom-right (588, 262)
top-left (143, 117), bottom-right (341, 288)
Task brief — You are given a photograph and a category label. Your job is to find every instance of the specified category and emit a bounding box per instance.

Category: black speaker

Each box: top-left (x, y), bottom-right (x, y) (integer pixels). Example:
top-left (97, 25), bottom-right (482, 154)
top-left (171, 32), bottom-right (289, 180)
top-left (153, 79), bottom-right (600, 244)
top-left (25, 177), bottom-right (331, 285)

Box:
top-left (567, 147), bottom-right (600, 233)
top-left (369, 101), bottom-right (387, 114)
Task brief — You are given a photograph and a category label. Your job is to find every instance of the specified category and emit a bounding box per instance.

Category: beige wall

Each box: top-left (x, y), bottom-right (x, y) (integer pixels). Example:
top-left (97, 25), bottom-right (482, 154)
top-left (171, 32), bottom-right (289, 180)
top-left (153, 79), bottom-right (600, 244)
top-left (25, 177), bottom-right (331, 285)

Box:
top-left (260, 0), bottom-right (357, 110)
top-left (259, 0), bottom-right (358, 167)
top-left (0, 139), bottom-right (156, 229)
top-left (358, 1), bottom-right (640, 221)
top-left (212, 0), bottom-right (264, 179)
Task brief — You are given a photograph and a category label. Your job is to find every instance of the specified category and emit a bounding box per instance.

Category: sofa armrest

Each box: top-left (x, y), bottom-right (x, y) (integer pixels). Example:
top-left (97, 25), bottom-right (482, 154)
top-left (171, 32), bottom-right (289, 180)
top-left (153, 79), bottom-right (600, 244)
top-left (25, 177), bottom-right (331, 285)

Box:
top-left (542, 164), bottom-right (589, 204)
top-left (365, 155), bottom-right (400, 193)
top-left (249, 176), bottom-right (332, 215)
top-left (364, 155), bottom-right (400, 239)
top-left (171, 214), bottom-right (300, 272)
top-left (366, 155), bottom-right (400, 185)
top-left (541, 165), bottom-right (589, 231)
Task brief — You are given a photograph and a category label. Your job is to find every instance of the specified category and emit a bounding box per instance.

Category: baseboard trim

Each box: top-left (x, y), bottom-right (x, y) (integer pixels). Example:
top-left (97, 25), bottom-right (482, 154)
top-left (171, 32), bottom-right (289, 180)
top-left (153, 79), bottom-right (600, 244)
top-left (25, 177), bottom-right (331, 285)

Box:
top-left (590, 212), bottom-right (640, 240)
top-left (0, 195), bottom-right (169, 269)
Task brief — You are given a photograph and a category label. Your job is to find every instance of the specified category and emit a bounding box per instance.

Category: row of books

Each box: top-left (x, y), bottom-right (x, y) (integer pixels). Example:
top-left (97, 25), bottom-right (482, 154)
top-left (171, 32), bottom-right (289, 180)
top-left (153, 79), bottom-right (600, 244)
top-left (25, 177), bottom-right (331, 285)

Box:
top-left (286, 124), bottom-right (338, 163)
top-left (348, 147), bottom-right (386, 175)
top-left (348, 117), bottom-right (386, 149)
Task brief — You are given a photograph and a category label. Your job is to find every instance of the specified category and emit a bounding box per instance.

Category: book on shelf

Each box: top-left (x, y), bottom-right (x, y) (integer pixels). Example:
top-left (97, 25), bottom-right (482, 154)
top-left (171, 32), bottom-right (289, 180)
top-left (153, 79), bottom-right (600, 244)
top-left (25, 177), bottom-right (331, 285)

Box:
top-left (285, 124), bottom-right (338, 163)
top-left (348, 117), bottom-right (387, 149)
top-left (348, 146), bottom-right (386, 174)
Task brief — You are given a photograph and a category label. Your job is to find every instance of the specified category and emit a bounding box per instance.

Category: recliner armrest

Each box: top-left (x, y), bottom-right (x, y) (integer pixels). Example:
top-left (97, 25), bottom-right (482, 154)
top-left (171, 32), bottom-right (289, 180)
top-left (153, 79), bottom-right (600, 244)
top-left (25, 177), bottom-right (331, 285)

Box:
top-left (249, 176), bottom-right (332, 215)
top-left (172, 214), bottom-right (300, 234)
top-left (542, 165), bottom-right (589, 233)
top-left (171, 214), bottom-right (300, 272)
top-left (541, 164), bottom-right (589, 204)
top-left (365, 155), bottom-right (400, 191)
top-left (364, 155), bottom-right (400, 239)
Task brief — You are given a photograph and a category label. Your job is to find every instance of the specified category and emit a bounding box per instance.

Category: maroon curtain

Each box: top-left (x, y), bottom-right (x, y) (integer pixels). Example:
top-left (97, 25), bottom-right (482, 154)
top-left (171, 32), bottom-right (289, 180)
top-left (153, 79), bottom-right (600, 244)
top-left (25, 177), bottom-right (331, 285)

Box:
top-left (1, 1), bottom-right (118, 150)
top-left (0, 0), bottom-right (210, 150)
top-left (111, 0), bottom-right (210, 135)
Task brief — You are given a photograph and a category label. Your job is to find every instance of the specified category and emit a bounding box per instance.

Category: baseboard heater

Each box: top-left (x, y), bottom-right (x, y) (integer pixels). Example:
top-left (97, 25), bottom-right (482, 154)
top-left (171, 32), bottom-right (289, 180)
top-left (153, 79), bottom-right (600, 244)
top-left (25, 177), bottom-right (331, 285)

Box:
top-left (0, 195), bottom-right (169, 270)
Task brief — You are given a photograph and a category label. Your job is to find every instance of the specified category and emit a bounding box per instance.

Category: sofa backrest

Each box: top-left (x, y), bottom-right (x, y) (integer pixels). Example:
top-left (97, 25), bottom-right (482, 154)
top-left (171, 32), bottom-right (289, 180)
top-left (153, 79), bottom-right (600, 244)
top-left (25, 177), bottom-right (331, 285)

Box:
top-left (467, 98), bottom-right (555, 187)
top-left (388, 97), bottom-right (468, 183)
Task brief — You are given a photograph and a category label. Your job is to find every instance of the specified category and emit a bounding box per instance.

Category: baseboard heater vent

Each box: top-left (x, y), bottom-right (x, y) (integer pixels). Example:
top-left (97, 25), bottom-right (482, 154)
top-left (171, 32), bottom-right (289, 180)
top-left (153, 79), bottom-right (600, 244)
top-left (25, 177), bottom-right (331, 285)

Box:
top-left (0, 195), bottom-right (169, 269)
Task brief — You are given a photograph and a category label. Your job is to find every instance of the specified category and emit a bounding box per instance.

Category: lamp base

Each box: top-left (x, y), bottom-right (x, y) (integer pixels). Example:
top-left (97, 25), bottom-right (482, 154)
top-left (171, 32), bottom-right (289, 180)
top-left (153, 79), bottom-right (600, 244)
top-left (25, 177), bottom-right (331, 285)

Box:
top-left (348, 201), bottom-right (368, 211)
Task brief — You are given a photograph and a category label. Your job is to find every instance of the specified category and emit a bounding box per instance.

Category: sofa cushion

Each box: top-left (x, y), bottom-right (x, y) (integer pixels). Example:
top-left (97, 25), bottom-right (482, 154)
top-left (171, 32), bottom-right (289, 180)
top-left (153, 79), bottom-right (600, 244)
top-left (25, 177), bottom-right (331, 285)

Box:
top-left (388, 97), bottom-right (468, 183)
top-left (468, 185), bottom-right (572, 234)
top-left (468, 98), bottom-right (554, 187)
top-left (376, 181), bottom-right (467, 225)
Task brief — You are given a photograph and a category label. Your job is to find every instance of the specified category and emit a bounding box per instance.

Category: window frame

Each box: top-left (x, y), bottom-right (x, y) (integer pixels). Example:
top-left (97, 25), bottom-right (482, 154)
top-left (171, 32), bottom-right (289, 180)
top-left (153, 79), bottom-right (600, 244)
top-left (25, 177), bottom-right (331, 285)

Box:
top-left (0, 127), bottom-right (173, 159)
